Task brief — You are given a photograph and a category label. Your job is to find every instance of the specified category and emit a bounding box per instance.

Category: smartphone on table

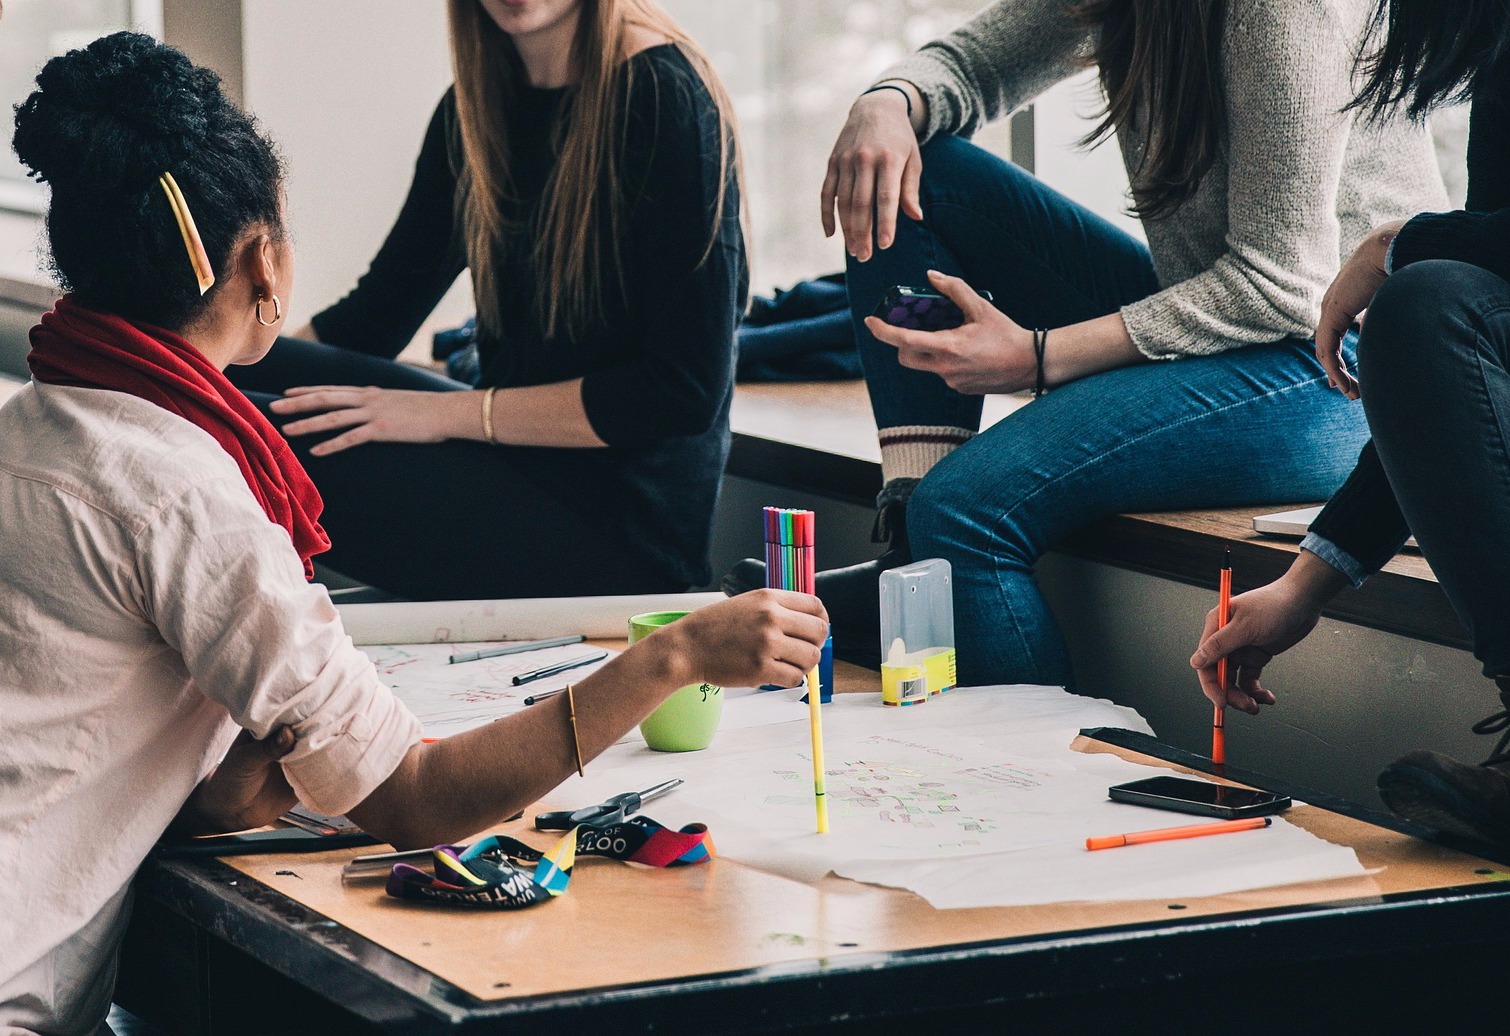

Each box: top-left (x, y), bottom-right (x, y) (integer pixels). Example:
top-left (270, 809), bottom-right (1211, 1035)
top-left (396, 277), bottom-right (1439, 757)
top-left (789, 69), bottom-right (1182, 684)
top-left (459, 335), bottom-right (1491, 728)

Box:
top-left (872, 285), bottom-right (994, 332)
top-left (1108, 776), bottom-right (1291, 820)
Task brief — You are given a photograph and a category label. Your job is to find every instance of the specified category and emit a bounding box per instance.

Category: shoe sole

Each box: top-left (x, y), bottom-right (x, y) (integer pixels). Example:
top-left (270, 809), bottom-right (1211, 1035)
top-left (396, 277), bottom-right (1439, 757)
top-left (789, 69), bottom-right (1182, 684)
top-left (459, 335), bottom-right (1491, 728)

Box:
top-left (1377, 761), bottom-right (1510, 847)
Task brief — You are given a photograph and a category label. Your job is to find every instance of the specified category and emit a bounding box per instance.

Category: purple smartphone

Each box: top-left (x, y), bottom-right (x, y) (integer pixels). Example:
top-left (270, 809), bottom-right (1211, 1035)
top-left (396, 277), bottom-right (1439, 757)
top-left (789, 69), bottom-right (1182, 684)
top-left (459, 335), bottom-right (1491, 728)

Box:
top-left (872, 285), bottom-right (994, 331)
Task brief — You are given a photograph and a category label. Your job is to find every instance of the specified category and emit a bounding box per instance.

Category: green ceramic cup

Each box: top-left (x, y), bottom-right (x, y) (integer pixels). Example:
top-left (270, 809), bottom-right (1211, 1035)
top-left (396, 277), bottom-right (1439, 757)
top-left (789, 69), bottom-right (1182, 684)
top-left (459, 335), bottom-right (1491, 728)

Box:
top-left (630, 610), bottom-right (723, 752)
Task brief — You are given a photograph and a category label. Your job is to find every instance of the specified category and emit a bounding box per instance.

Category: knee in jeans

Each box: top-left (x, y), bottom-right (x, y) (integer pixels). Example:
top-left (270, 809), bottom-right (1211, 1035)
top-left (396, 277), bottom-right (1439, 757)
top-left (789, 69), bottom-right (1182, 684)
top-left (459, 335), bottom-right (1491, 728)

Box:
top-left (918, 135), bottom-right (979, 169)
top-left (916, 134), bottom-right (1032, 209)
top-left (907, 461), bottom-right (1034, 567)
top-left (903, 473), bottom-right (953, 557)
top-left (1361, 260), bottom-right (1500, 382)
top-left (906, 467), bottom-right (999, 562)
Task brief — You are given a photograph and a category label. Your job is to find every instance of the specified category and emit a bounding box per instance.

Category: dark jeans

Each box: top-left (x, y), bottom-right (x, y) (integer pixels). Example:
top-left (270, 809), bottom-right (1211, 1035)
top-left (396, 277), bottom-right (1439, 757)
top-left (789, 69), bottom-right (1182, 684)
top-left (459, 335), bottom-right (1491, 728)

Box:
top-left (846, 135), bottom-right (1369, 687)
top-left (1359, 259), bottom-right (1510, 676)
top-left (228, 338), bottom-right (685, 601)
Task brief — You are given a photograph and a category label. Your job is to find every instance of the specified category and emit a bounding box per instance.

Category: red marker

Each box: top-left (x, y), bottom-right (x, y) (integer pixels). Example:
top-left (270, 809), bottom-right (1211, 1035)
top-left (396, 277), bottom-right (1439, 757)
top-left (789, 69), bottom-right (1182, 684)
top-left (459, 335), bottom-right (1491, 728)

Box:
top-left (1086, 816), bottom-right (1271, 851)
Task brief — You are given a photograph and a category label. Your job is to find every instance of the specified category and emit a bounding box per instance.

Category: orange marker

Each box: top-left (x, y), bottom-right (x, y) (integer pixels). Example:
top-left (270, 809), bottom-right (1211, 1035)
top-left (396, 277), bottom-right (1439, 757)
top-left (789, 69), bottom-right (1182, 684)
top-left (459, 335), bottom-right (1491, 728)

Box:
top-left (1213, 546), bottom-right (1232, 766)
top-left (1086, 816), bottom-right (1271, 851)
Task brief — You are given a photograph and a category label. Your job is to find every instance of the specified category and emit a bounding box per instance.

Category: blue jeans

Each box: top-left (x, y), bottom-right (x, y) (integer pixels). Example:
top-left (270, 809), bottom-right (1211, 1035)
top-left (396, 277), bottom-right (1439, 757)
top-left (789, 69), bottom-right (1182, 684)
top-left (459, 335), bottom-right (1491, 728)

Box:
top-left (847, 136), bottom-right (1369, 687)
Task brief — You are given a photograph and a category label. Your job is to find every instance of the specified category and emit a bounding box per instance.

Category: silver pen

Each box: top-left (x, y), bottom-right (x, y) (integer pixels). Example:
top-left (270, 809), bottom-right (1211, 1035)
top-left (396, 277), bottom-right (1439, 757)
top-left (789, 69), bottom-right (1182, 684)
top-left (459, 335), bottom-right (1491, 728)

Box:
top-left (448, 634), bottom-right (585, 665)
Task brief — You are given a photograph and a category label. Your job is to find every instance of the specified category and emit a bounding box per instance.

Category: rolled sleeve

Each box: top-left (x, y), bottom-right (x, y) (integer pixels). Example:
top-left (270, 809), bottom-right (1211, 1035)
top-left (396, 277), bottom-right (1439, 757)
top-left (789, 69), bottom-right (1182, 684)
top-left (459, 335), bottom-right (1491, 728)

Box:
top-left (135, 476), bottom-right (422, 816)
top-left (1305, 439), bottom-right (1413, 585)
top-left (1299, 532), bottom-right (1369, 589)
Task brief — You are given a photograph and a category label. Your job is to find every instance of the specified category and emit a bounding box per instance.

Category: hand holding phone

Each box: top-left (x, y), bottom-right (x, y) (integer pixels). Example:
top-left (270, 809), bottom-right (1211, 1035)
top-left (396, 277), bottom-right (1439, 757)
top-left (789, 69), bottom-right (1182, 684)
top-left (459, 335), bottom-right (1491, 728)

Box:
top-left (1108, 775), bottom-right (1290, 820)
top-left (872, 285), bottom-right (994, 332)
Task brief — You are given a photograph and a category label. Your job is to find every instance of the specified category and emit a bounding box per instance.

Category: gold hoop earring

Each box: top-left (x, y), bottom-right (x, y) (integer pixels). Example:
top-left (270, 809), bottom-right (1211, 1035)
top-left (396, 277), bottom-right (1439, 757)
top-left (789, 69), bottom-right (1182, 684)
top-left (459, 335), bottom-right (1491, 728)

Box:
top-left (255, 294), bottom-right (282, 327)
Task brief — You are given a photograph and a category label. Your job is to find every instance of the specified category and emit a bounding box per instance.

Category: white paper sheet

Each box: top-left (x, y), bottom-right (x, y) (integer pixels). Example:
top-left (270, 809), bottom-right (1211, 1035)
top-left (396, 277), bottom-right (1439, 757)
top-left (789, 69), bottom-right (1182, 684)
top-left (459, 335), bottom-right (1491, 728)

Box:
top-left (363, 642), bottom-right (616, 739)
top-left (338, 593), bottom-right (724, 645)
top-left (538, 686), bottom-right (1367, 906)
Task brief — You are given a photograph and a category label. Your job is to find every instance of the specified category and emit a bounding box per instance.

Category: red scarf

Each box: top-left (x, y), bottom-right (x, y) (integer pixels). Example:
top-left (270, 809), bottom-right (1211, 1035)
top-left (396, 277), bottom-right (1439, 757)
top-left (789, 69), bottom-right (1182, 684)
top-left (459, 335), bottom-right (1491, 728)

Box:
top-left (28, 296), bottom-right (330, 578)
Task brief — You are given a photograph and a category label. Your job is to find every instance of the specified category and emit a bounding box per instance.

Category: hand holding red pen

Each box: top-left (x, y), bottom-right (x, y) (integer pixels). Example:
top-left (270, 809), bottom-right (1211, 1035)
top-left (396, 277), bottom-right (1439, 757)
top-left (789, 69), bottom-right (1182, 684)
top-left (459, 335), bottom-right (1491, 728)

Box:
top-left (1190, 579), bottom-right (1328, 713)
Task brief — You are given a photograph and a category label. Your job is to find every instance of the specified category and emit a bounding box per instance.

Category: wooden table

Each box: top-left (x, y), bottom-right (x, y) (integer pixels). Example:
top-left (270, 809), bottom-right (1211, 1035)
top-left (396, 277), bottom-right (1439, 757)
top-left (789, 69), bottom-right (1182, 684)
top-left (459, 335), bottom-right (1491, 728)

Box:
top-left (116, 668), bottom-right (1510, 1035)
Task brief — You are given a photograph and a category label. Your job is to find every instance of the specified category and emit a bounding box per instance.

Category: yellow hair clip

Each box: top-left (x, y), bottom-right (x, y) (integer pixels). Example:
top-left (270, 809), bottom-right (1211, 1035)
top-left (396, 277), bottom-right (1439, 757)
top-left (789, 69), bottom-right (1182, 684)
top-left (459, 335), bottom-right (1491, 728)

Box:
top-left (158, 171), bottom-right (215, 295)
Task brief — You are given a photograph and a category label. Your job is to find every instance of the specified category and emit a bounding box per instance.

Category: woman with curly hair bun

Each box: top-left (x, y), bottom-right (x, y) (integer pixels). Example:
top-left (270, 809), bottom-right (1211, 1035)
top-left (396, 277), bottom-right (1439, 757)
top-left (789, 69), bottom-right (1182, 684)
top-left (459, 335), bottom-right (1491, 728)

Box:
top-left (0, 32), bottom-right (821, 1034)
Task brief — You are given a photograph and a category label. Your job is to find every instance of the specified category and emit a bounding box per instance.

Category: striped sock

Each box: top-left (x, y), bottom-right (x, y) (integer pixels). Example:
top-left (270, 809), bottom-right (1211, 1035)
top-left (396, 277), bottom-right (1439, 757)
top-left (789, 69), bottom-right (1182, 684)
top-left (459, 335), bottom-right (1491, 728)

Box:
top-left (877, 425), bottom-right (975, 484)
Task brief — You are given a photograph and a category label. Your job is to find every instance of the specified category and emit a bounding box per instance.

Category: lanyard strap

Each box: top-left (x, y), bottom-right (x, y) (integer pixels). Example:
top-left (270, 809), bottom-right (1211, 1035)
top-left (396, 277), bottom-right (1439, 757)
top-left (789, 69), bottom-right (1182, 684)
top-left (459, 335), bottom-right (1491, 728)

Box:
top-left (385, 816), bottom-right (714, 909)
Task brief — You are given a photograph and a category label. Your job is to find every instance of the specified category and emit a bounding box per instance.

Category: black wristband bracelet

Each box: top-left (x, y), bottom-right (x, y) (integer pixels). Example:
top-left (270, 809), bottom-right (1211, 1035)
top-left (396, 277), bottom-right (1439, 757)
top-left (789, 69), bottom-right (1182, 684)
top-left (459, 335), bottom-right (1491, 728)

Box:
top-left (861, 83), bottom-right (913, 118)
top-left (1033, 328), bottom-right (1048, 399)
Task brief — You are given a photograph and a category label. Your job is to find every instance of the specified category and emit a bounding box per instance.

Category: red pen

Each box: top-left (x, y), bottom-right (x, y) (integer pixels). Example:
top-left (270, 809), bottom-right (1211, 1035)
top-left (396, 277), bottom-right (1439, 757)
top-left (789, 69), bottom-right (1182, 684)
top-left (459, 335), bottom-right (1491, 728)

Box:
top-left (1213, 546), bottom-right (1231, 767)
top-left (1086, 816), bottom-right (1271, 851)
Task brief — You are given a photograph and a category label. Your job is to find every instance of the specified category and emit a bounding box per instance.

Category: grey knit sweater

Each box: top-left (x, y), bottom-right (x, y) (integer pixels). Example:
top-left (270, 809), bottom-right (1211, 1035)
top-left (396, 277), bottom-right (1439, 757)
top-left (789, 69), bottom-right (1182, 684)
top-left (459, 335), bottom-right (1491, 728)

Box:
top-left (884, 0), bottom-right (1448, 358)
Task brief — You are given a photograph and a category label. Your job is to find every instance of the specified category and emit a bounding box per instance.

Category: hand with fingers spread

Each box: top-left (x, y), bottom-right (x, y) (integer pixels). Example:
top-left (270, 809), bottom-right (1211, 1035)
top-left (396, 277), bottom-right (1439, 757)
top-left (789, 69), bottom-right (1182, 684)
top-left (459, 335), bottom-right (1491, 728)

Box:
top-left (1189, 551), bottom-right (1349, 714)
top-left (820, 83), bottom-right (925, 261)
top-left (172, 727), bottom-right (299, 835)
top-left (269, 385), bottom-right (463, 457)
top-left (1315, 218), bottom-right (1406, 401)
top-left (862, 269), bottom-right (1033, 394)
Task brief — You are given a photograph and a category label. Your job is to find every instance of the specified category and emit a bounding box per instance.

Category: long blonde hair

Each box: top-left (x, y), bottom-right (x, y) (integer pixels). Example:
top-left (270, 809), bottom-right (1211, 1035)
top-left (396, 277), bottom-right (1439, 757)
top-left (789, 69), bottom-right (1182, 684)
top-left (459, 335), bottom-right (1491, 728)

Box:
top-left (447, 0), bottom-right (742, 343)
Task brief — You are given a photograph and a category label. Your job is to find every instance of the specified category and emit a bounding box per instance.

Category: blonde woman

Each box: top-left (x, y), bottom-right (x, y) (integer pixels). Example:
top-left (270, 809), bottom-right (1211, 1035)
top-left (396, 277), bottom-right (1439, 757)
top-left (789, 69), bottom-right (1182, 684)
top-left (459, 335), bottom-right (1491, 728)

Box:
top-left (232, 0), bottom-right (745, 600)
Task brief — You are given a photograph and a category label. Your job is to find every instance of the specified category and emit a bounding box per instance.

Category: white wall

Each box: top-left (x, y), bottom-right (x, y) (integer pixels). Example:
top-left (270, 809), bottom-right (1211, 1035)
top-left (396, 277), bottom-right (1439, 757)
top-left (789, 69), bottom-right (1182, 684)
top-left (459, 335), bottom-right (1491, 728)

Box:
top-left (1032, 70), bottom-right (1142, 242)
top-left (0, 210), bottom-right (47, 284)
top-left (0, 2), bottom-right (1146, 319)
top-left (240, 1), bottom-right (473, 355)
top-left (0, 0), bottom-right (476, 358)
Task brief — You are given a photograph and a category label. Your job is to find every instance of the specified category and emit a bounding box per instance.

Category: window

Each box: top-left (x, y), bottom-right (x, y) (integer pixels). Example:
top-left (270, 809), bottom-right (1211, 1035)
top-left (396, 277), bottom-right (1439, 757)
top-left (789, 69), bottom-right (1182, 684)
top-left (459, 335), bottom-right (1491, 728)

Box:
top-left (661, 0), bottom-right (1023, 293)
top-left (0, 0), bottom-right (163, 214)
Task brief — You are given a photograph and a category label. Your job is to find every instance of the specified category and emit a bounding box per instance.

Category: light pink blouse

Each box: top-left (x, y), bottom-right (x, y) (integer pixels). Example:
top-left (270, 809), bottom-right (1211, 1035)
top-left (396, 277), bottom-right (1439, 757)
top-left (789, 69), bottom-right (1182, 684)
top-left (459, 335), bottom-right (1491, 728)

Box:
top-left (0, 382), bottom-right (421, 1036)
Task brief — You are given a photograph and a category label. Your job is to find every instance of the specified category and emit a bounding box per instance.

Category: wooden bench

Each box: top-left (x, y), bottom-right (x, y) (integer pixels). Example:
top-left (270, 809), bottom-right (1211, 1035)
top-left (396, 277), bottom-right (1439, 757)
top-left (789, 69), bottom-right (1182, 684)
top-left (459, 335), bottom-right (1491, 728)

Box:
top-left (728, 379), bottom-right (1466, 651)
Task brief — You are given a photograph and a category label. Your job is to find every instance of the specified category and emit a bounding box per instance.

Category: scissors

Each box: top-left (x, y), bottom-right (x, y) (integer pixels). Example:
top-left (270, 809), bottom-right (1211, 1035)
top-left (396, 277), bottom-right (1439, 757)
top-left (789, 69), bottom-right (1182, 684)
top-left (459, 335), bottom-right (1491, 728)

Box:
top-left (533, 778), bottom-right (683, 831)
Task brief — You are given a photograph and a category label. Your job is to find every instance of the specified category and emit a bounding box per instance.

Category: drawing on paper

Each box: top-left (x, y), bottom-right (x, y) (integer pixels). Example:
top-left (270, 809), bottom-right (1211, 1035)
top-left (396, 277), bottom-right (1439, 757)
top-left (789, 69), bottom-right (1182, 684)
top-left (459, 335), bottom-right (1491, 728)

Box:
top-left (361, 642), bottom-right (614, 739)
top-left (767, 759), bottom-right (999, 840)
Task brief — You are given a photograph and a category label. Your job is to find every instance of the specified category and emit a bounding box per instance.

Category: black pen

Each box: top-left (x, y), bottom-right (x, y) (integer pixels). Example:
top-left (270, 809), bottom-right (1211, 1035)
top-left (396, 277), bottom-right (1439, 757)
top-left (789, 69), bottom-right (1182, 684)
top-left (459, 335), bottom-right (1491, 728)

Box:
top-left (512, 649), bottom-right (609, 686)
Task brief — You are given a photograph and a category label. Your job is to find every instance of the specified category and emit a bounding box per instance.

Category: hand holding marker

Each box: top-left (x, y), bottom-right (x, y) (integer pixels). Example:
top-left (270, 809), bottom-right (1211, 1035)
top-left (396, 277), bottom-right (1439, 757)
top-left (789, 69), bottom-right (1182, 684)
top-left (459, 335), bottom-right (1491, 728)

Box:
top-left (764, 506), bottom-right (829, 834)
top-left (1213, 546), bottom-right (1231, 767)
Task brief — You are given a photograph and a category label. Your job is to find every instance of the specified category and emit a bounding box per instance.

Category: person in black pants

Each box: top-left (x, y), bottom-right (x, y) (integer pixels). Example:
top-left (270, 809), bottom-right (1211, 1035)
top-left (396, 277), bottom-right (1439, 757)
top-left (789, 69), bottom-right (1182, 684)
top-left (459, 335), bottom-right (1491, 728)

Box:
top-left (1190, 0), bottom-right (1510, 846)
top-left (230, 0), bottom-right (746, 601)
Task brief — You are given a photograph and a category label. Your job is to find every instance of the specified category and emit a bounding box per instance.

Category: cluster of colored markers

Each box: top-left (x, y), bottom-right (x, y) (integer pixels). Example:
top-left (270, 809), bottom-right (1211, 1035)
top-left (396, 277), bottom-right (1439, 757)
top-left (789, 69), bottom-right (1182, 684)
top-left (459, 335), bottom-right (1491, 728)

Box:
top-left (763, 506), bottom-right (829, 834)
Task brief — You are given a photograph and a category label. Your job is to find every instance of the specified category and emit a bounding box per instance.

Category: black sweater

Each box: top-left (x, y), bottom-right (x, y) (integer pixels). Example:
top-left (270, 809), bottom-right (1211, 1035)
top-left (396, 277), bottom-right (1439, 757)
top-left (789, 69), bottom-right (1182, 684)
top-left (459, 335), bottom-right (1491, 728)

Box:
top-left (1307, 66), bottom-right (1510, 578)
top-left (310, 45), bottom-right (746, 588)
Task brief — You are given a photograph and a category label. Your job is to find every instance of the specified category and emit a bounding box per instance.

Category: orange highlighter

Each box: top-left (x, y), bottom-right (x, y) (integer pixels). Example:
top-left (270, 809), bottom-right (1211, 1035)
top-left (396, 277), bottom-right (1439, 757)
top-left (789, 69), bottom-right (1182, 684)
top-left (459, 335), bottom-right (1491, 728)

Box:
top-left (1086, 816), bottom-right (1271, 851)
top-left (1213, 546), bottom-right (1232, 766)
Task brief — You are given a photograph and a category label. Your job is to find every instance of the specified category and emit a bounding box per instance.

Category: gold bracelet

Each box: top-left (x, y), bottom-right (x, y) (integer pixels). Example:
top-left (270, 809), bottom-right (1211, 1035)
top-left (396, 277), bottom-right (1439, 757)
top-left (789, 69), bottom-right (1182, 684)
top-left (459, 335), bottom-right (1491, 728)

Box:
top-left (480, 385), bottom-right (498, 445)
top-left (566, 683), bottom-right (584, 777)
